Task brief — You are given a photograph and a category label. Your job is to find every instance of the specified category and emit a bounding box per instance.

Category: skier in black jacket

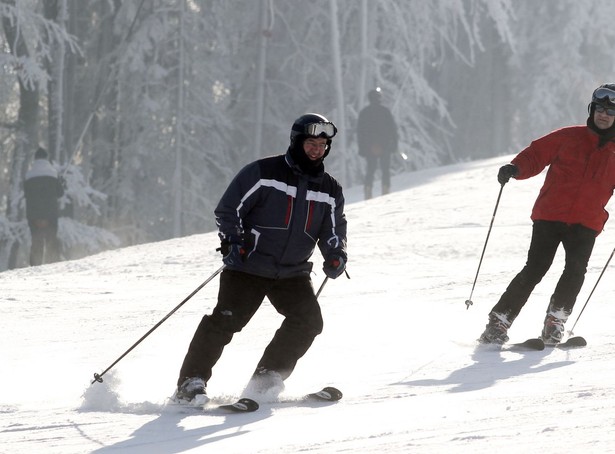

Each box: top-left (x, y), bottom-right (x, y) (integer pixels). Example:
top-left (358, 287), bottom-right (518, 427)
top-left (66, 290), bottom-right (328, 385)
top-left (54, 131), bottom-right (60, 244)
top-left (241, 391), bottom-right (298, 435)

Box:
top-left (357, 87), bottom-right (398, 199)
top-left (24, 147), bottom-right (64, 266)
top-left (174, 113), bottom-right (347, 404)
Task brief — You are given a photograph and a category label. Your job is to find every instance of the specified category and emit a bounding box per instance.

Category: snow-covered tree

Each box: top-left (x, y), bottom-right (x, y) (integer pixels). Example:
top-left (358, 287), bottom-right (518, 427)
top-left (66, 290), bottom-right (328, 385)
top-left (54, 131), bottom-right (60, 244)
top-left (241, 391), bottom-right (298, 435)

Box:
top-left (0, 0), bottom-right (117, 270)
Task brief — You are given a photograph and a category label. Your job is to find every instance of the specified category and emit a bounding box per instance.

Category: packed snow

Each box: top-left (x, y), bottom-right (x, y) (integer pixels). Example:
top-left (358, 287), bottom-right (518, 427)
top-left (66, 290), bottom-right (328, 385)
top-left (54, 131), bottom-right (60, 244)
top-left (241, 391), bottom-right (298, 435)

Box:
top-left (2, 155), bottom-right (615, 453)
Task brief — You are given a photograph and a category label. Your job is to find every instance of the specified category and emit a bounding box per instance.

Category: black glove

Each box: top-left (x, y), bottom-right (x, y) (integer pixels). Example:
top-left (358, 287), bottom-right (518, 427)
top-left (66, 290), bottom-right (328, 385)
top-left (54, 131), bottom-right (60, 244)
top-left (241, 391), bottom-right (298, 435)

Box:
top-left (219, 242), bottom-right (245, 266)
top-left (497, 164), bottom-right (518, 185)
top-left (323, 255), bottom-right (346, 279)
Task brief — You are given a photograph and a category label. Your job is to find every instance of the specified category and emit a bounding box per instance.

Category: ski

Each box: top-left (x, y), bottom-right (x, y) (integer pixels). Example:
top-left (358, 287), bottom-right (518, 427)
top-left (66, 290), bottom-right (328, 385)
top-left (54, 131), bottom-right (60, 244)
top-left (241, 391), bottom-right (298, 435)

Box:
top-left (552, 336), bottom-right (587, 349)
top-left (217, 386), bottom-right (343, 413)
top-left (305, 386), bottom-right (343, 402)
top-left (218, 397), bottom-right (260, 413)
top-left (506, 336), bottom-right (586, 351)
top-left (477, 337), bottom-right (545, 351)
top-left (508, 337), bottom-right (545, 351)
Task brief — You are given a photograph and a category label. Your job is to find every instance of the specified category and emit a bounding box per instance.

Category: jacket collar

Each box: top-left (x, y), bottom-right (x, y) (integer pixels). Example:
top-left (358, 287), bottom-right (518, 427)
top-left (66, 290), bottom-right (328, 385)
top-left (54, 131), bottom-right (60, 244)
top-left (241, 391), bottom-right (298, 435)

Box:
top-left (285, 147), bottom-right (325, 181)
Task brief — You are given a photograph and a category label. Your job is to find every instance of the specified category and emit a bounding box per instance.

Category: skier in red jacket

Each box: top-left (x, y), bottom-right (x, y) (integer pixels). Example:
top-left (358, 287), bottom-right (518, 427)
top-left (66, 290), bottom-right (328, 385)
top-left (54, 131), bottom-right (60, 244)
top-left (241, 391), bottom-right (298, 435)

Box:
top-left (480, 84), bottom-right (615, 345)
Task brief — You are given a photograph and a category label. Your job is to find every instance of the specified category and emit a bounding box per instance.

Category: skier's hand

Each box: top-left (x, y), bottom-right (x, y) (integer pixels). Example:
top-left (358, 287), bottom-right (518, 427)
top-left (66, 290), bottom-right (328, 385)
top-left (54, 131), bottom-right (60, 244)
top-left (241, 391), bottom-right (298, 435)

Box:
top-left (323, 255), bottom-right (346, 279)
top-left (497, 164), bottom-right (518, 185)
top-left (219, 242), bottom-right (245, 266)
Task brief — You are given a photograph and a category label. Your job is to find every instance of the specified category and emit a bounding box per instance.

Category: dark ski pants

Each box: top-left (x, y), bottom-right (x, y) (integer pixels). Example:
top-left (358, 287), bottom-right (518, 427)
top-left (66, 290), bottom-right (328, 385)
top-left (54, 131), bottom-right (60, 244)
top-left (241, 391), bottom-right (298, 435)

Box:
top-left (365, 152), bottom-right (391, 190)
top-left (28, 218), bottom-right (60, 266)
top-left (177, 269), bottom-right (323, 387)
top-left (491, 220), bottom-right (596, 322)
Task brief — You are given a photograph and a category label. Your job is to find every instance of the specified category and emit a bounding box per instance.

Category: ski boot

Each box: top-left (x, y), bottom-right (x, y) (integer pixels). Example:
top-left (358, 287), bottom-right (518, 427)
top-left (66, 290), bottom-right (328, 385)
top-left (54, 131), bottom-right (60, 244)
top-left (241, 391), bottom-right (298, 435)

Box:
top-left (479, 312), bottom-right (511, 344)
top-left (540, 304), bottom-right (570, 345)
top-left (173, 376), bottom-right (208, 405)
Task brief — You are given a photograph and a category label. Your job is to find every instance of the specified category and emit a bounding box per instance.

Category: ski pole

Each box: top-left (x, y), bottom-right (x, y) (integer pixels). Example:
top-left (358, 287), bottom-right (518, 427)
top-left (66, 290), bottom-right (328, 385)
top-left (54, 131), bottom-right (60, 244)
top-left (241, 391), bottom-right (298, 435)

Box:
top-left (465, 183), bottom-right (505, 310)
top-left (568, 246), bottom-right (615, 335)
top-left (91, 264), bottom-right (225, 385)
top-left (316, 277), bottom-right (329, 298)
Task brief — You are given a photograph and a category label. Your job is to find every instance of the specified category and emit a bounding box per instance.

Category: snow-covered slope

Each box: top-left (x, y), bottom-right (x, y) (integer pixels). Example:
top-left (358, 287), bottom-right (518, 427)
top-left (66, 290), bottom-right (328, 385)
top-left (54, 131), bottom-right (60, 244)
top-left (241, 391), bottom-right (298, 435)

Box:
top-left (2, 156), bottom-right (615, 453)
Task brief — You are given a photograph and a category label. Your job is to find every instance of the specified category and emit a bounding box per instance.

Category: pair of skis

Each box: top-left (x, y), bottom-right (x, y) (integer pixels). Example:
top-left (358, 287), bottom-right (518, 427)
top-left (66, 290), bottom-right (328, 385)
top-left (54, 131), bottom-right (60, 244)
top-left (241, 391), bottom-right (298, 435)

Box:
top-left (171, 386), bottom-right (343, 414)
top-left (507, 336), bottom-right (587, 351)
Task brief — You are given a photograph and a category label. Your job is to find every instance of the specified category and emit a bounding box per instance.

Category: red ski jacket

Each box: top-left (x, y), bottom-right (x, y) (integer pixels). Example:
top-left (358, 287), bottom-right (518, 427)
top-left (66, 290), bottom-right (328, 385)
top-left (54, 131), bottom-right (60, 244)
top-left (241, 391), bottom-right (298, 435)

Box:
top-left (512, 125), bottom-right (615, 234)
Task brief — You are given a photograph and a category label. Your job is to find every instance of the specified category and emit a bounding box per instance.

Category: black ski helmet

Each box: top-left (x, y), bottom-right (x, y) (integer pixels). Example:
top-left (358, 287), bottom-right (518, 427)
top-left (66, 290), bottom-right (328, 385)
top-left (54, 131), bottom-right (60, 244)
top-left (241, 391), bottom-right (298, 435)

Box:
top-left (592, 84), bottom-right (615, 107)
top-left (290, 113), bottom-right (337, 143)
top-left (589, 83), bottom-right (615, 114)
top-left (587, 84), bottom-right (615, 142)
top-left (290, 113), bottom-right (337, 156)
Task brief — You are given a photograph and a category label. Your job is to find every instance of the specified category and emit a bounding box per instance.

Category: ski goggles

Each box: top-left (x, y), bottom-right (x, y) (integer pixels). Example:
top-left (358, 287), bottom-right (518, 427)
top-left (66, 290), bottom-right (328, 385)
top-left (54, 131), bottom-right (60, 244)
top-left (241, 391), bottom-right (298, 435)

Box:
top-left (592, 87), bottom-right (615, 105)
top-left (594, 104), bottom-right (615, 116)
top-left (304, 122), bottom-right (337, 139)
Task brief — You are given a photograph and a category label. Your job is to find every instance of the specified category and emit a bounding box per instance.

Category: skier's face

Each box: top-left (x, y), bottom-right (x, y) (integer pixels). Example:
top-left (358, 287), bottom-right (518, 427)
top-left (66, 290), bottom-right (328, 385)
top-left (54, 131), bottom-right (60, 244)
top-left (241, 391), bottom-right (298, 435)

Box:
top-left (303, 137), bottom-right (328, 161)
top-left (593, 105), bottom-right (615, 130)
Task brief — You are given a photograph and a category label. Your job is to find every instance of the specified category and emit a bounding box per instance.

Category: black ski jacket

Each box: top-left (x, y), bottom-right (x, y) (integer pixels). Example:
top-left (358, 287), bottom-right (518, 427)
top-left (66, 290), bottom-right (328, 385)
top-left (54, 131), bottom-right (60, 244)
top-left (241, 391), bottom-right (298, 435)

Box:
top-left (24, 159), bottom-right (64, 221)
top-left (215, 150), bottom-right (347, 279)
top-left (357, 103), bottom-right (398, 157)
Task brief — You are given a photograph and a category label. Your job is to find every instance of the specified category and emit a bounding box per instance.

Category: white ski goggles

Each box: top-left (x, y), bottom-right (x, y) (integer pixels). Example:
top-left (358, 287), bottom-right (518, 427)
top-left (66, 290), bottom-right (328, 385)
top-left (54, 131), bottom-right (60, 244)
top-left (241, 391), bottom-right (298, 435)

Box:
top-left (593, 87), bottom-right (615, 104)
top-left (304, 122), bottom-right (337, 139)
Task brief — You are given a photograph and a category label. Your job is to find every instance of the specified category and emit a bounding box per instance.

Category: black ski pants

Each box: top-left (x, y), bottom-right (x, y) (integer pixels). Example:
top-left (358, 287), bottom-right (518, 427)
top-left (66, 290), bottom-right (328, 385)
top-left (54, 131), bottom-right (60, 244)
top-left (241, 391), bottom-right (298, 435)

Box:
top-left (365, 151), bottom-right (391, 190)
top-left (177, 269), bottom-right (323, 387)
top-left (28, 218), bottom-right (60, 266)
top-left (491, 220), bottom-right (596, 322)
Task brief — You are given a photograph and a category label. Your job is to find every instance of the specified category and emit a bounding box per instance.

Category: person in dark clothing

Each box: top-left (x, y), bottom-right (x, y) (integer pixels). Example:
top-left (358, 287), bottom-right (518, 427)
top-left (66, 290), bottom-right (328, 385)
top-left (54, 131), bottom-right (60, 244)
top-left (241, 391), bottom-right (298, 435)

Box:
top-left (24, 147), bottom-right (64, 266)
top-left (174, 113), bottom-right (347, 404)
top-left (479, 84), bottom-right (615, 346)
top-left (357, 87), bottom-right (399, 199)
